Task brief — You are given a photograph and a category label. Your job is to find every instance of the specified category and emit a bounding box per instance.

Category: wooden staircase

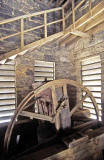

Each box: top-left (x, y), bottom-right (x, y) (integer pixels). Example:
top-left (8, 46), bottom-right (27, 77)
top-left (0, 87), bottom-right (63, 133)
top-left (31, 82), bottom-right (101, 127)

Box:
top-left (0, 0), bottom-right (104, 63)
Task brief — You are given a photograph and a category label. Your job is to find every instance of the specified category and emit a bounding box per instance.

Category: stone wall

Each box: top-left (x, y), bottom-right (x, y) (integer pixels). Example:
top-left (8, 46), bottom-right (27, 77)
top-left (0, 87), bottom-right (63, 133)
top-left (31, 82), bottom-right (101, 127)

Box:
top-left (0, 0), bottom-right (54, 18)
top-left (15, 42), bottom-right (76, 105)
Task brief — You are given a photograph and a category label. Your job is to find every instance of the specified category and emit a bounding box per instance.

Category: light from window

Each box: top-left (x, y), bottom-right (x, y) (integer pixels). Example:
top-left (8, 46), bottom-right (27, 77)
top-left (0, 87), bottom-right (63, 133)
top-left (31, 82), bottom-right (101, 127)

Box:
top-left (34, 60), bottom-right (55, 82)
top-left (0, 61), bottom-right (16, 123)
top-left (81, 56), bottom-right (101, 121)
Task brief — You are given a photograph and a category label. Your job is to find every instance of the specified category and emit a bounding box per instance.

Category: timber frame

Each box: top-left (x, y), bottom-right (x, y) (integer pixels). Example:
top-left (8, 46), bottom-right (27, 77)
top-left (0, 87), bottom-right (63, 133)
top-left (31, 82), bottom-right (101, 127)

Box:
top-left (0, 0), bottom-right (104, 62)
top-left (4, 79), bottom-right (99, 153)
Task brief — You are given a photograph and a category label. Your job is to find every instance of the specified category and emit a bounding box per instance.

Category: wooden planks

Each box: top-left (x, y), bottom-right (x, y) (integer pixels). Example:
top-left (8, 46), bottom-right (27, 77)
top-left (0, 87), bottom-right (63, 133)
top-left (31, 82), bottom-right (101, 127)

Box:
top-left (44, 131), bottom-right (104, 160)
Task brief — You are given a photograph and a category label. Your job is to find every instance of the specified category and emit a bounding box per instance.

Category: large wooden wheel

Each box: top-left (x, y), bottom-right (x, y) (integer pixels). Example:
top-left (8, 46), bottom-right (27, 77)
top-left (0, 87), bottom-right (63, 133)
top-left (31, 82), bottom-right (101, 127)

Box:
top-left (4, 79), bottom-right (99, 152)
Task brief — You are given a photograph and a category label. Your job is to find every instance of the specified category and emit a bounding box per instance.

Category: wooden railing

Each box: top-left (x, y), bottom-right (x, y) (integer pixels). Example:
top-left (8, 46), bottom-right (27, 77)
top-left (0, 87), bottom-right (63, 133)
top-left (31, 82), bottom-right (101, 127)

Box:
top-left (0, 7), bottom-right (63, 48)
top-left (0, 0), bottom-right (103, 61)
top-left (63, 0), bottom-right (102, 29)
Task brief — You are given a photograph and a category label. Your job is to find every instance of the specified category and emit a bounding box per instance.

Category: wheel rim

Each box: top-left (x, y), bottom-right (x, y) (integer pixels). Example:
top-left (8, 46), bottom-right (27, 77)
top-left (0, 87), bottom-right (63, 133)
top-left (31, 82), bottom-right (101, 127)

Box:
top-left (4, 79), bottom-right (99, 152)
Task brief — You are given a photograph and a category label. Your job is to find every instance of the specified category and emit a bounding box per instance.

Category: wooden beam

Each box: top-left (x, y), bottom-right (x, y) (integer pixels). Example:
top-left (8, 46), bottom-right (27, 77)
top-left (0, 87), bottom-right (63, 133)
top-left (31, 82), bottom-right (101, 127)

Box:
top-left (0, 31), bottom-right (64, 61)
top-left (74, 0), bottom-right (85, 11)
top-left (44, 12), bottom-right (47, 38)
top-left (62, 8), bottom-right (65, 31)
top-left (89, 0), bottom-right (92, 16)
top-left (0, 32), bottom-right (20, 41)
top-left (21, 18), bottom-right (24, 48)
top-left (70, 30), bottom-right (90, 38)
top-left (24, 24), bottom-right (45, 34)
top-left (51, 85), bottom-right (60, 130)
top-left (73, 119), bottom-right (98, 130)
top-left (47, 19), bottom-right (63, 26)
top-left (20, 111), bottom-right (53, 122)
top-left (72, 0), bottom-right (75, 29)
top-left (65, 11), bottom-right (72, 20)
top-left (70, 93), bottom-right (88, 116)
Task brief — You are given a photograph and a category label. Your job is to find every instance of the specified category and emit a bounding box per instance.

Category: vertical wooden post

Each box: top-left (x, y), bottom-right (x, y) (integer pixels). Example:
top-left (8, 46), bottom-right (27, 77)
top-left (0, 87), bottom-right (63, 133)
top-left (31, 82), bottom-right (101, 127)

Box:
top-left (21, 18), bottom-right (24, 48)
top-left (44, 12), bottom-right (47, 38)
top-left (62, 84), bottom-right (71, 129)
top-left (51, 86), bottom-right (60, 130)
top-left (72, 0), bottom-right (75, 29)
top-left (63, 84), bottom-right (70, 109)
top-left (89, 0), bottom-right (92, 16)
top-left (62, 7), bottom-right (65, 32)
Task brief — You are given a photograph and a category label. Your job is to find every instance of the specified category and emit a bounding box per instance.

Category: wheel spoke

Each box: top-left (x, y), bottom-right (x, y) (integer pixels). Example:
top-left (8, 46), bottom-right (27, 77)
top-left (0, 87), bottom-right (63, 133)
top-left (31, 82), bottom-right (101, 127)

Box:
top-left (70, 93), bottom-right (88, 117)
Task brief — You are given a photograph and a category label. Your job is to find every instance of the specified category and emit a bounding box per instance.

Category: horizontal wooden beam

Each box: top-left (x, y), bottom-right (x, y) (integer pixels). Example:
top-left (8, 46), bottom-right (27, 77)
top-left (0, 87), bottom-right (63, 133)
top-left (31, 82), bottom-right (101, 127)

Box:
top-left (70, 30), bottom-right (90, 38)
top-left (20, 111), bottom-right (53, 122)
